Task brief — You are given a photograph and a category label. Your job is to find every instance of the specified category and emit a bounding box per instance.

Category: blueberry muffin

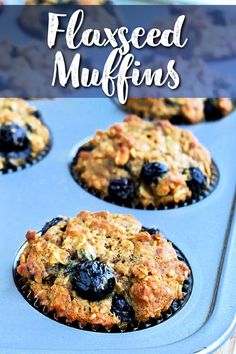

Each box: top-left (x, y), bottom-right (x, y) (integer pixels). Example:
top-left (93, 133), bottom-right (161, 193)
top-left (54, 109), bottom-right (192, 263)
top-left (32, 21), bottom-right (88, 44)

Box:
top-left (16, 211), bottom-right (190, 329)
top-left (0, 98), bottom-right (50, 172)
top-left (0, 40), bottom-right (55, 97)
top-left (125, 98), bottom-right (234, 124)
top-left (19, 0), bottom-right (117, 39)
top-left (133, 54), bottom-right (234, 100)
top-left (159, 8), bottom-right (236, 60)
top-left (71, 115), bottom-right (213, 208)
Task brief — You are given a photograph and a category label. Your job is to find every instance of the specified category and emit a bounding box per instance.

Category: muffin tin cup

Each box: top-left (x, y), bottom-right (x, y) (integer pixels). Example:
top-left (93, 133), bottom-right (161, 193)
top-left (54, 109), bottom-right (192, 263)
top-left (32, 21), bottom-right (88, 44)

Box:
top-left (13, 239), bottom-right (193, 334)
top-left (0, 135), bottom-right (52, 175)
top-left (69, 159), bottom-right (220, 210)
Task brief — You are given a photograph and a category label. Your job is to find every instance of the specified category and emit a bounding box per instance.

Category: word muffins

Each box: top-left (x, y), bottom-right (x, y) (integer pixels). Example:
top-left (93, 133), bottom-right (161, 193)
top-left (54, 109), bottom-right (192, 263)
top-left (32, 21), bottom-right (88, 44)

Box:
top-left (0, 98), bottom-right (50, 173)
top-left (71, 115), bottom-right (217, 209)
top-left (125, 98), bottom-right (234, 124)
top-left (15, 211), bottom-right (191, 331)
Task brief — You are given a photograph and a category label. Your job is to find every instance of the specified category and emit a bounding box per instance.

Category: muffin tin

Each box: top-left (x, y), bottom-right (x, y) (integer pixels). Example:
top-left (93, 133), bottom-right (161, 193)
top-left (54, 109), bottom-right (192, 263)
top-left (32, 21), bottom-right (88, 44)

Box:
top-left (0, 98), bottom-right (236, 353)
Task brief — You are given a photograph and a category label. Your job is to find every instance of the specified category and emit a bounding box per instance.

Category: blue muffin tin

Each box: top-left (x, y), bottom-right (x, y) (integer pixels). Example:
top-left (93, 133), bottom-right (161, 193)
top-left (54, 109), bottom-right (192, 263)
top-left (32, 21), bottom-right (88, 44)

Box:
top-left (0, 98), bottom-right (236, 353)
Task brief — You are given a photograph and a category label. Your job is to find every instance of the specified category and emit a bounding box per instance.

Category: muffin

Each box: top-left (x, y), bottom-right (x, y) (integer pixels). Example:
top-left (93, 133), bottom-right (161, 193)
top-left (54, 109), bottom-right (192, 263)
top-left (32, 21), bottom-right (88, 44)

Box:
top-left (19, 0), bottom-right (118, 39)
top-left (0, 98), bottom-right (50, 172)
top-left (0, 40), bottom-right (56, 97)
top-left (156, 7), bottom-right (236, 60)
top-left (71, 115), bottom-right (215, 209)
top-left (129, 54), bottom-right (234, 100)
top-left (16, 211), bottom-right (191, 330)
top-left (125, 98), bottom-right (234, 124)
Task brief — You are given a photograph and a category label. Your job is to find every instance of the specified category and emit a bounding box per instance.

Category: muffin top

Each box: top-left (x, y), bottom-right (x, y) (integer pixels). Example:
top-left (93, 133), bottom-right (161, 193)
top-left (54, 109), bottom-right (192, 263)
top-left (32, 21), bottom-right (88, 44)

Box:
top-left (125, 98), bottom-right (234, 124)
top-left (72, 115), bottom-right (212, 208)
top-left (0, 98), bottom-right (50, 171)
top-left (17, 211), bottom-right (190, 329)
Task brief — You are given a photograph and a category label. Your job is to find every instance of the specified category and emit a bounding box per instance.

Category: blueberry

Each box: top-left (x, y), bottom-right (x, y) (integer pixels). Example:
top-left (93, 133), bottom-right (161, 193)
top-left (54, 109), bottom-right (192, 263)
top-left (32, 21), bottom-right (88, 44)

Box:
top-left (108, 178), bottom-right (135, 203)
top-left (164, 99), bottom-right (178, 108)
top-left (169, 115), bottom-right (185, 125)
top-left (0, 124), bottom-right (29, 153)
top-left (204, 99), bottom-right (222, 121)
top-left (141, 162), bottom-right (169, 184)
top-left (111, 294), bottom-right (135, 324)
top-left (41, 217), bottom-right (67, 235)
top-left (33, 110), bottom-right (42, 119)
top-left (186, 167), bottom-right (207, 195)
top-left (72, 260), bottom-right (115, 301)
top-left (140, 226), bottom-right (160, 235)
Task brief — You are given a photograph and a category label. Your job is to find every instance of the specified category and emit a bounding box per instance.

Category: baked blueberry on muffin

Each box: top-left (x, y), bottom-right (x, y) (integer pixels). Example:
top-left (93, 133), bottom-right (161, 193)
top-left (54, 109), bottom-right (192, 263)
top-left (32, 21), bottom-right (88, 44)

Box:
top-left (16, 211), bottom-right (191, 330)
top-left (0, 98), bottom-right (50, 172)
top-left (71, 115), bottom-right (214, 209)
top-left (125, 98), bottom-right (234, 124)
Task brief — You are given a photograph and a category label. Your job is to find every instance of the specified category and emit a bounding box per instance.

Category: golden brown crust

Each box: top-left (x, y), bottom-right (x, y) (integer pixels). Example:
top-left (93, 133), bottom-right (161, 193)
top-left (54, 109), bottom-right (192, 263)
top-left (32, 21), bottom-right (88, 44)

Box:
top-left (125, 98), bottom-right (234, 124)
top-left (0, 98), bottom-right (49, 171)
top-left (72, 115), bottom-right (212, 208)
top-left (17, 211), bottom-right (190, 328)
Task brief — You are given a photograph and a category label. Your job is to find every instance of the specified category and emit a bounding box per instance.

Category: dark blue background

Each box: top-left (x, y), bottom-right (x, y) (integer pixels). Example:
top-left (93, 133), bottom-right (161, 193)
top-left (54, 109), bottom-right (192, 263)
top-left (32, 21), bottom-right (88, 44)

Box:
top-left (0, 5), bottom-right (235, 98)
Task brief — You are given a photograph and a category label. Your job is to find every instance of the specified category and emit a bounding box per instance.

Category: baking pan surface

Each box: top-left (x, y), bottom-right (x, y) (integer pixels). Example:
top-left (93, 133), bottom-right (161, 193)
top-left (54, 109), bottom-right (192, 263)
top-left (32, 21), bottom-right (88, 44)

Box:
top-left (0, 98), bottom-right (236, 354)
